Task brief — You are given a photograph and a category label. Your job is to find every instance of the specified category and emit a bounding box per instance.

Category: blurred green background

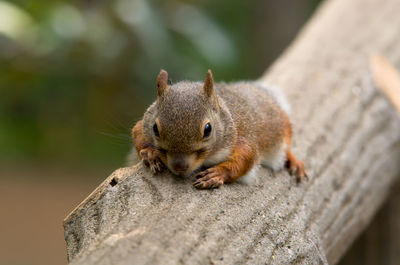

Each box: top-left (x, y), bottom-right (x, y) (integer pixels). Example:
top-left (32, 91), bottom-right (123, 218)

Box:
top-left (0, 0), bottom-right (322, 173)
top-left (0, 0), bottom-right (322, 264)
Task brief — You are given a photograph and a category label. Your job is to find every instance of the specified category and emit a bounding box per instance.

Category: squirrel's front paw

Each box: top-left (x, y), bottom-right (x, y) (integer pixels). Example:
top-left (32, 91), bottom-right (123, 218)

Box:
top-left (193, 167), bottom-right (225, 189)
top-left (140, 148), bottom-right (165, 174)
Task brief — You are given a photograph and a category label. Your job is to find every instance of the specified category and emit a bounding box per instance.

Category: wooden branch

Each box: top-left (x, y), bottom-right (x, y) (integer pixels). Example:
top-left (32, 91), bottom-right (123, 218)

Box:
top-left (370, 55), bottom-right (400, 114)
top-left (339, 183), bottom-right (400, 264)
top-left (63, 0), bottom-right (400, 264)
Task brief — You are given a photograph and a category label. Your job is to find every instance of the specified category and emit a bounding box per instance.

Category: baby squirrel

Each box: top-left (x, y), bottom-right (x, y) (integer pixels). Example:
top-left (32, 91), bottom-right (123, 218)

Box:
top-left (131, 70), bottom-right (307, 189)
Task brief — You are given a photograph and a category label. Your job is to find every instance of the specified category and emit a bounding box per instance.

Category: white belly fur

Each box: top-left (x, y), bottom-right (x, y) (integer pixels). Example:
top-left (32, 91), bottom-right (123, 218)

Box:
top-left (202, 142), bottom-right (287, 184)
top-left (238, 166), bottom-right (260, 184)
top-left (203, 147), bottom-right (232, 167)
top-left (260, 142), bottom-right (287, 172)
top-left (240, 142), bottom-right (287, 184)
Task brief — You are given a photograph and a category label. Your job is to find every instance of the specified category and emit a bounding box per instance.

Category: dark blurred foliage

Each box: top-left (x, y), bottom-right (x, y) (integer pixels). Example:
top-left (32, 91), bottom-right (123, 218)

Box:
top-left (0, 0), bottom-right (322, 176)
top-left (1, 1), bottom-right (327, 265)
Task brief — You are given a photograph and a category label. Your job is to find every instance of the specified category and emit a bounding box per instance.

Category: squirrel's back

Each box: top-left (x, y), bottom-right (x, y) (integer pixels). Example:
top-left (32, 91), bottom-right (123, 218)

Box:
top-left (215, 81), bottom-right (291, 152)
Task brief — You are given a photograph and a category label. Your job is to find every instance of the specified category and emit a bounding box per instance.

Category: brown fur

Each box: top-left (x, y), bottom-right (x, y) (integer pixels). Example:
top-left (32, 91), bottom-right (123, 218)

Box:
top-left (131, 70), bottom-right (307, 189)
top-left (284, 121), bottom-right (308, 182)
top-left (193, 136), bottom-right (257, 188)
top-left (131, 120), bottom-right (164, 173)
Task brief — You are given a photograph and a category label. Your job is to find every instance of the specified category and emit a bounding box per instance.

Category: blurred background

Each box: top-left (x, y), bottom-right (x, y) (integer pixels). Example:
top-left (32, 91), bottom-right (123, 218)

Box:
top-left (4, 0), bottom-right (394, 264)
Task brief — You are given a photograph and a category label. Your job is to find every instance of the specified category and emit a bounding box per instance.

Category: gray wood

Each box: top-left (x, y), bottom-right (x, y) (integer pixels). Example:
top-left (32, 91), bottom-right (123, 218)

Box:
top-left (63, 0), bottom-right (400, 264)
top-left (338, 183), bottom-right (400, 265)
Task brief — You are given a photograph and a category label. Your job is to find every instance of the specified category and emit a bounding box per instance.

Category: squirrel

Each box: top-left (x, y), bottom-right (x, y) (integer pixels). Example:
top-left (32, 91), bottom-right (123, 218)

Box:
top-left (131, 69), bottom-right (307, 189)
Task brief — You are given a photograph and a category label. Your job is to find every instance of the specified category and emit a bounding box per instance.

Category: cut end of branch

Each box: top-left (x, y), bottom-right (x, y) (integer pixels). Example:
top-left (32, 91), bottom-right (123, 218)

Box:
top-left (369, 54), bottom-right (400, 114)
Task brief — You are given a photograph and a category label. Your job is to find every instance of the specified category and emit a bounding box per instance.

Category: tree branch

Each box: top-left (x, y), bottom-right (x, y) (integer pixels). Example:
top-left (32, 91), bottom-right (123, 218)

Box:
top-left (64, 0), bottom-right (400, 264)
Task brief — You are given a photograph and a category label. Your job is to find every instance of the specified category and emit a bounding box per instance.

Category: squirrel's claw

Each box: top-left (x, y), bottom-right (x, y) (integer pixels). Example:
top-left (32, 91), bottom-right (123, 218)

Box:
top-left (140, 148), bottom-right (165, 174)
top-left (286, 157), bottom-right (308, 183)
top-left (193, 168), bottom-right (224, 189)
top-left (149, 160), bottom-right (163, 174)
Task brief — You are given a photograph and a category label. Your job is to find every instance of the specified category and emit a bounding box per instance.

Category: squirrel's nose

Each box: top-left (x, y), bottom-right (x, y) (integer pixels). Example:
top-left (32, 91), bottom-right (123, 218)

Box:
top-left (173, 161), bottom-right (188, 173)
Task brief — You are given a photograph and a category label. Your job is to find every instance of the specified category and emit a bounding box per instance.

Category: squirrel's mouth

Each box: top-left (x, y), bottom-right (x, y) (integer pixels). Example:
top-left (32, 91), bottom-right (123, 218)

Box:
top-left (170, 164), bottom-right (205, 179)
top-left (170, 168), bottom-right (190, 177)
top-left (176, 172), bottom-right (187, 177)
top-left (166, 153), bottom-right (205, 178)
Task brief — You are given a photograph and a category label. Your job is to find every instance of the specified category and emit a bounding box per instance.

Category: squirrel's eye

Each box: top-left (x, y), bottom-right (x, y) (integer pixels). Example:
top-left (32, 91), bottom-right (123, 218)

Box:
top-left (203, 122), bottom-right (212, 138)
top-left (153, 123), bottom-right (160, 137)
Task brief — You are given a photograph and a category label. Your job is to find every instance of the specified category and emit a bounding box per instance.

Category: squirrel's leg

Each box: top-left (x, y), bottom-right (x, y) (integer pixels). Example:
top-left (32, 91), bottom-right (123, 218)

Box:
top-left (284, 125), bottom-right (307, 182)
top-left (193, 137), bottom-right (257, 189)
top-left (131, 120), bottom-right (164, 174)
top-left (286, 149), bottom-right (307, 182)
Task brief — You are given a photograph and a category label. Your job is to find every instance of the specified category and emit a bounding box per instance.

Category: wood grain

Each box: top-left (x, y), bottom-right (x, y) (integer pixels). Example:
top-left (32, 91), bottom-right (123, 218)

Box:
top-left (63, 0), bottom-right (400, 264)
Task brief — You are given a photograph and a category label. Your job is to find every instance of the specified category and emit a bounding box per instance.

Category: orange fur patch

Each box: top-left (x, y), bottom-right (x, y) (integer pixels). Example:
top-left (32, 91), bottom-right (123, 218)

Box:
top-left (131, 120), bottom-right (151, 158)
top-left (283, 118), bottom-right (307, 182)
top-left (216, 136), bottom-right (257, 183)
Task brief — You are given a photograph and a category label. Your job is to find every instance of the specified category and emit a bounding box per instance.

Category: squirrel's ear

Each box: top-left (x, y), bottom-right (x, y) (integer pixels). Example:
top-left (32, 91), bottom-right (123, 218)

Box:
top-left (156, 70), bottom-right (168, 97)
top-left (203, 69), bottom-right (214, 97)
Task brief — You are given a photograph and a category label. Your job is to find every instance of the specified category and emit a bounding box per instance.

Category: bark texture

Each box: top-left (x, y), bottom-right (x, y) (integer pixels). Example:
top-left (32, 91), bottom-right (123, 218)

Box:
top-left (339, 183), bottom-right (400, 265)
top-left (63, 0), bottom-right (400, 264)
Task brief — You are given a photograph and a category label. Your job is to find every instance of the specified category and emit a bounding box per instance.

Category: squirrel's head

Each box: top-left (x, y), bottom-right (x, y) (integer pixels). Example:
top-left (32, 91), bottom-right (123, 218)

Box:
top-left (143, 69), bottom-right (233, 177)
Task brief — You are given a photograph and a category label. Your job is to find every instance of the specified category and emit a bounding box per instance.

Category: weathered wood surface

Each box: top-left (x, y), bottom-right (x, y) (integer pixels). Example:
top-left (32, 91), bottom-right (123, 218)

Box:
top-left (338, 183), bottom-right (400, 265)
top-left (63, 0), bottom-right (400, 264)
